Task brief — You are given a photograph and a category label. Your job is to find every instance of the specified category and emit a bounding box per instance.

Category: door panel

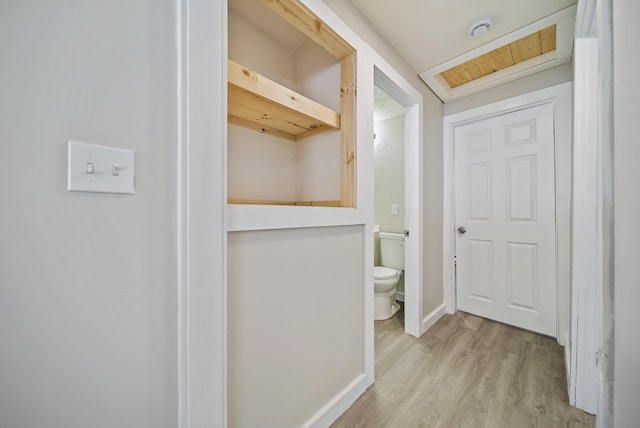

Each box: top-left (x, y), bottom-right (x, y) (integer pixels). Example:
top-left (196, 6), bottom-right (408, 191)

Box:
top-left (468, 240), bottom-right (494, 301)
top-left (454, 103), bottom-right (556, 336)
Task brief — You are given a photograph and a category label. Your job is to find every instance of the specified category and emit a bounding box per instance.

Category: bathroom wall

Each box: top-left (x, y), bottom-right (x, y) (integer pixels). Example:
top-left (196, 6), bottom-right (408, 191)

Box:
top-left (374, 115), bottom-right (405, 234)
top-left (374, 115), bottom-right (405, 297)
top-left (0, 1), bottom-right (179, 427)
top-left (227, 226), bottom-right (364, 427)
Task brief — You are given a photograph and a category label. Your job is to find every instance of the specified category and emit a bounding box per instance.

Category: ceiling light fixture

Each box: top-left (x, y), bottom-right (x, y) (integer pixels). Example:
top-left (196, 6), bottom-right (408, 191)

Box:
top-left (468, 15), bottom-right (493, 37)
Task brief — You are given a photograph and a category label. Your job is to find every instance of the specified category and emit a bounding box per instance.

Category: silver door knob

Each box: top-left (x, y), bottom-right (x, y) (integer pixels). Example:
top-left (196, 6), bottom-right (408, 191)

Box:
top-left (457, 226), bottom-right (466, 234)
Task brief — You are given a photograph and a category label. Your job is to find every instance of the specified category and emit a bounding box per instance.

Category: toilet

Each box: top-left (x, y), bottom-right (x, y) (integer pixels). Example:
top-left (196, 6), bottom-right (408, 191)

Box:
top-left (374, 231), bottom-right (405, 320)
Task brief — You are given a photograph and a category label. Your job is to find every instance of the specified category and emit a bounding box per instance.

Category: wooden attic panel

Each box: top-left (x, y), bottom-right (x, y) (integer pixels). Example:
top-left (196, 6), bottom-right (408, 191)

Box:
top-left (261, 0), bottom-right (354, 59)
top-left (540, 25), bottom-right (557, 54)
top-left (460, 56), bottom-right (496, 82)
top-left (441, 45), bottom-right (515, 88)
top-left (228, 60), bottom-right (340, 138)
top-left (509, 32), bottom-right (542, 64)
top-left (482, 45), bottom-right (515, 72)
top-left (438, 26), bottom-right (558, 90)
top-left (441, 66), bottom-right (469, 89)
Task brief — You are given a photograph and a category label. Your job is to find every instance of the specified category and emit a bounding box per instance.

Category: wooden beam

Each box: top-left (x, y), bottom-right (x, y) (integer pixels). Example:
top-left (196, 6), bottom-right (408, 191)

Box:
top-left (228, 115), bottom-right (296, 141)
top-left (261, 0), bottom-right (354, 59)
top-left (228, 199), bottom-right (296, 206)
top-left (294, 200), bottom-right (342, 207)
top-left (340, 53), bottom-right (356, 208)
top-left (228, 97), bottom-right (315, 136)
top-left (228, 199), bottom-right (342, 207)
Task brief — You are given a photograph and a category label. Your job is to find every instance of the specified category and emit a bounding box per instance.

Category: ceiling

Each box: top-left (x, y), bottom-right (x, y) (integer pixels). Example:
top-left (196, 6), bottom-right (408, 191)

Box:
top-left (374, 85), bottom-right (405, 122)
top-left (346, 0), bottom-right (577, 73)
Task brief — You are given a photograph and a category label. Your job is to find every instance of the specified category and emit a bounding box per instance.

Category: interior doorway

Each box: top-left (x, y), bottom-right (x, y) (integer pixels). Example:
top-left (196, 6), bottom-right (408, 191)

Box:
top-left (373, 66), bottom-right (423, 337)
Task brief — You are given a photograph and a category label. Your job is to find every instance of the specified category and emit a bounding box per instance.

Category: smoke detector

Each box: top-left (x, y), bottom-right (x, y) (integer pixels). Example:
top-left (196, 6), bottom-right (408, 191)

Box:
top-left (468, 15), bottom-right (493, 37)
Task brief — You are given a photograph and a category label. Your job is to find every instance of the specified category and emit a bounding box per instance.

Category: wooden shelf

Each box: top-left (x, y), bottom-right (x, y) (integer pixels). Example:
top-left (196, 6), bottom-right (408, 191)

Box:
top-left (228, 59), bottom-right (341, 141)
top-left (228, 199), bottom-right (342, 207)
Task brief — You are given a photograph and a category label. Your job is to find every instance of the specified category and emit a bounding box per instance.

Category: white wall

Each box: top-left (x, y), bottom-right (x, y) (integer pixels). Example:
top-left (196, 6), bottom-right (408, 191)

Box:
top-left (228, 124), bottom-right (298, 201)
top-left (613, 0), bottom-right (640, 424)
top-left (295, 43), bottom-right (342, 202)
top-left (227, 226), bottom-right (364, 427)
top-left (0, 1), bottom-right (178, 427)
top-left (228, 9), bottom-right (298, 90)
top-left (322, 0), bottom-right (445, 318)
top-left (374, 116), bottom-right (405, 234)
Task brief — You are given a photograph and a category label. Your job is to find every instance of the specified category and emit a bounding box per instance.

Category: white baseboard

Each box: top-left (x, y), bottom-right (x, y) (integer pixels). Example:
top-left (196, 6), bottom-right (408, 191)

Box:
top-left (395, 291), bottom-right (405, 302)
top-left (306, 373), bottom-right (372, 428)
top-left (564, 333), bottom-right (571, 392)
top-left (421, 303), bottom-right (447, 335)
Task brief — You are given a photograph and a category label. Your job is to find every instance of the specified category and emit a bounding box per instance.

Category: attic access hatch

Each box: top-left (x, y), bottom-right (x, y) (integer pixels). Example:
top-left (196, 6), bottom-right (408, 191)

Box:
top-left (420, 5), bottom-right (576, 102)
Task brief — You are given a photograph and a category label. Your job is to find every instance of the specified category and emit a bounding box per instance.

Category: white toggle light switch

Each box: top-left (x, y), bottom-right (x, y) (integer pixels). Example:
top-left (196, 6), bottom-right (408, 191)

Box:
top-left (68, 141), bottom-right (135, 194)
top-left (391, 204), bottom-right (399, 216)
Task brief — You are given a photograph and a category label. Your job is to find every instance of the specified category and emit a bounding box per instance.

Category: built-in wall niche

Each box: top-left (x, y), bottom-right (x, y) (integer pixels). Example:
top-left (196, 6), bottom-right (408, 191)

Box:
top-left (227, 0), bottom-right (356, 208)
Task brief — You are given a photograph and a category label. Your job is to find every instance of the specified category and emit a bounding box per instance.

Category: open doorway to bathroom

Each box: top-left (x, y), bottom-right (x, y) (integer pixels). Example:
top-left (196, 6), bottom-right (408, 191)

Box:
top-left (373, 66), bottom-right (423, 337)
top-left (373, 85), bottom-right (405, 320)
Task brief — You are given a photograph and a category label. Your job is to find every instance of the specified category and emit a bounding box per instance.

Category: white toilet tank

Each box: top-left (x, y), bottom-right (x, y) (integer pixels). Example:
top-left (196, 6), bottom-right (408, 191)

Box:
top-left (379, 232), bottom-right (404, 271)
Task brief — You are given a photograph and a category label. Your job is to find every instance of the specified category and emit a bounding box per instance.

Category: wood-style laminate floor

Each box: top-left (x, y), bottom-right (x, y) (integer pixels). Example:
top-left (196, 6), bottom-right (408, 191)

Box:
top-left (331, 308), bottom-right (595, 428)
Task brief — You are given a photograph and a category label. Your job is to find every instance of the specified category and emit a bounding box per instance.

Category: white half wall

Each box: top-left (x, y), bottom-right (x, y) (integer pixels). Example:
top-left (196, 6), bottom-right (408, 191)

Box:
top-left (227, 226), bottom-right (365, 428)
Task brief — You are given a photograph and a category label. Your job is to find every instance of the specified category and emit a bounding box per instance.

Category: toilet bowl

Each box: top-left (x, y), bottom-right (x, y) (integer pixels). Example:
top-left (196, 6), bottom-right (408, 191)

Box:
top-left (374, 266), bottom-right (402, 320)
top-left (373, 231), bottom-right (405, 320)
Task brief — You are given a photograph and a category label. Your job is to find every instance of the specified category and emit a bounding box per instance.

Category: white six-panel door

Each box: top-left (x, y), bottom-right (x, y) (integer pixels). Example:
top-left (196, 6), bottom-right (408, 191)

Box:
top-left (454, 102), bottom-right (557, 336)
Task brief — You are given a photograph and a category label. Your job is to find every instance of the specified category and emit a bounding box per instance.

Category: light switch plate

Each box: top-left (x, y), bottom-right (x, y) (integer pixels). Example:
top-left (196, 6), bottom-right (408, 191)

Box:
top-left (68, 141), bottom-right (135, 194)
top-left (391, 204), bottom-right (399, 216)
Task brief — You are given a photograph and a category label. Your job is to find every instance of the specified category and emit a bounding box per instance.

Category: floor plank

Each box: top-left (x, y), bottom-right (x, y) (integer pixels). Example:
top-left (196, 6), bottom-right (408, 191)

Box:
top-left (331, 308), bottom-right (595, 428)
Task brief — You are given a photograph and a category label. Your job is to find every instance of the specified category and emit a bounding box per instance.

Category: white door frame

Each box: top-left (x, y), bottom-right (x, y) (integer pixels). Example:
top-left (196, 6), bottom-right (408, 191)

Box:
top-left (570, 35), bottom-right (599, 414)
top-left (443, 83), bottom-right (572, 345)
top-left (371, 61), bottom-right (424, 338)
top-left (177, 0), bottom-right (228, 426)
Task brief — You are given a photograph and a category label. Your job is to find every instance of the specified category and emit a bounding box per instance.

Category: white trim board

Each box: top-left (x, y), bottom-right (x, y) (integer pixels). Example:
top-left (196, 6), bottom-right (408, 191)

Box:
top-left (420, 5), bottom-right (576, 103)
top-left (372, 59), bottom-right (425, 340)
top-left (569, 36), bottom-right (598, 415)
top-left (442, 82), bottom-right (572, 346)
top-left (422, 304), bottom-right (447, 334)
top-left (307, 375), bottom-right (370, 428)
top-left (177, 0), bottom-right (228, 426)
